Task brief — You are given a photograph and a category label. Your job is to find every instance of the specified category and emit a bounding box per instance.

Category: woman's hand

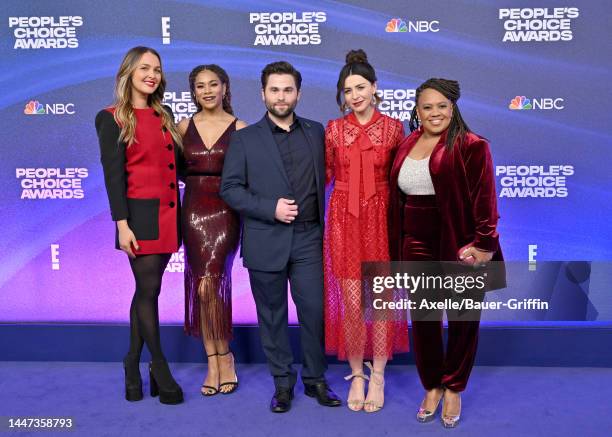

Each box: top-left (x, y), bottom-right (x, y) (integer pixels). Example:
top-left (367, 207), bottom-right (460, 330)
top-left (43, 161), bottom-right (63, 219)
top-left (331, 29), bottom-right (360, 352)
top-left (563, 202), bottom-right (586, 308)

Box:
top-left (460, 245), bottom-right (494, 267)
top-left (117, 220), bottom-right (139, 258)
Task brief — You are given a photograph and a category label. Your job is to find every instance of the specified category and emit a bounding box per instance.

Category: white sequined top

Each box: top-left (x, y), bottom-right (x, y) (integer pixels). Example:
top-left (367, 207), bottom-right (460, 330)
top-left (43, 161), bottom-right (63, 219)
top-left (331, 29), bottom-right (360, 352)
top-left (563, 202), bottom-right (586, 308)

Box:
top-left (397, 156), bottom-right (436, 195)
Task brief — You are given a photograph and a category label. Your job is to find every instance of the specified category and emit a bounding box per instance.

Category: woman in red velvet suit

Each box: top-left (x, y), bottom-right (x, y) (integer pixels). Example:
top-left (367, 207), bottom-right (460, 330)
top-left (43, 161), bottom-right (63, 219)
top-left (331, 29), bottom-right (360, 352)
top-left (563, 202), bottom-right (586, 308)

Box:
top-left (389, 78), bottom-right (505, 427)
top-left (95, 46), bottom-right (183, 405)
top-left (325, 50), bottom-right (409, 413)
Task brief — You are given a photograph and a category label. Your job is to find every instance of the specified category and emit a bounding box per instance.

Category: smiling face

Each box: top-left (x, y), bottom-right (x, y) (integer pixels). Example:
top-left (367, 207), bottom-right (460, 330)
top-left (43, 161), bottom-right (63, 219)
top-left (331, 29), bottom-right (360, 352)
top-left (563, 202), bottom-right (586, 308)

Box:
top-left (416, 88), bottom-right (453, 136)
top-left (343, 74), bottom-right (376, 115)
top-left (193, 69), bottom-right (226, 111)
top-left (130, 51), bottom-right (161, 98)
top-left (262, 73), bottom-right (300, 120)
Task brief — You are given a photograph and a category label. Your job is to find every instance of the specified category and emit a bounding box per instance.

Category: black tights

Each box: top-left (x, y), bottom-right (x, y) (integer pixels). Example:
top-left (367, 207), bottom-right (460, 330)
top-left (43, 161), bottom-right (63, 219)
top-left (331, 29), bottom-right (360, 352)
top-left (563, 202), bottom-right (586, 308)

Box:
top-left (127, 253), bottom-right (171, 361)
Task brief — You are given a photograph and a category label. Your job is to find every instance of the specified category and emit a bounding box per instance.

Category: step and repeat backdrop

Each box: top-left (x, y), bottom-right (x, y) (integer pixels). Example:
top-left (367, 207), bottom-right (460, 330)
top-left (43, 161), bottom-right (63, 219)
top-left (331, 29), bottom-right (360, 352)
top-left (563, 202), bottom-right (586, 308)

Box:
top-left (1, 1), bottom-right (610, 324)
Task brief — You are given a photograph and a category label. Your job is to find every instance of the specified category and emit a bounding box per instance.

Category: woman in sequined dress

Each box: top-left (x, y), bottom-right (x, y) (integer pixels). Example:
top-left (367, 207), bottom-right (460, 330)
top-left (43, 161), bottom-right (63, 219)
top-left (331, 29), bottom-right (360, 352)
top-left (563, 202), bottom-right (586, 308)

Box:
top-left (178, 64), bottom-right (246, 396)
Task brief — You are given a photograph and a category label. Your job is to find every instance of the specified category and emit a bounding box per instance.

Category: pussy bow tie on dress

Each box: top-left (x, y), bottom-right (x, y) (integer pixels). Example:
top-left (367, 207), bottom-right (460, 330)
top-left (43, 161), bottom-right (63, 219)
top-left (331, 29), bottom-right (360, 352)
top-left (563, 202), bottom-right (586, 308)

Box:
top-left (347, 127), bottom-right (376, 218)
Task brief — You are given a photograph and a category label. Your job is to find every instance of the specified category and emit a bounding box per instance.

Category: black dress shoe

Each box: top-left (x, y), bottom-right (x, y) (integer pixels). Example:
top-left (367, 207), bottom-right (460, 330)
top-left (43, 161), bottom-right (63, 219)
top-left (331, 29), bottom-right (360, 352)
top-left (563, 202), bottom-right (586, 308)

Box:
top-left (304, 382), bottom-right (342, 407)
top-left (270, 387), bottom-right (294, 413)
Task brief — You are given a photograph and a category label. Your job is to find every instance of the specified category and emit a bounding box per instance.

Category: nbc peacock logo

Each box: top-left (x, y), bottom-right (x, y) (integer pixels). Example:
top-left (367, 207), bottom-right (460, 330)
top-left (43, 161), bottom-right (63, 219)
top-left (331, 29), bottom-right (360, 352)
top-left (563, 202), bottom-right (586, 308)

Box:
top-left (509, 96), bottom-right (532, 110)
top-left (24, 100), bottom-right (45, 115)
top-left (386, 18), bottom-right (407, 33)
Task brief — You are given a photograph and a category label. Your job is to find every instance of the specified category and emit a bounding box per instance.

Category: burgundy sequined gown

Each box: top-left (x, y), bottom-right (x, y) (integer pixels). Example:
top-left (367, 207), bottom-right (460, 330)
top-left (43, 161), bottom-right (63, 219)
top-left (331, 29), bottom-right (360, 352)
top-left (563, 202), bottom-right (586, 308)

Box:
top-left (182, 118), bottom-right (240, 340)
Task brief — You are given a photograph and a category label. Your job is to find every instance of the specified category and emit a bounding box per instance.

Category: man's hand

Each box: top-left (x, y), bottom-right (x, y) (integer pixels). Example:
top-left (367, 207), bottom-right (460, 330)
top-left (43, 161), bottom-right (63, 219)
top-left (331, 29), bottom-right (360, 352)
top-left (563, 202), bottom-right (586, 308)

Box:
top-left (275, 198), bottom-right (298, 223)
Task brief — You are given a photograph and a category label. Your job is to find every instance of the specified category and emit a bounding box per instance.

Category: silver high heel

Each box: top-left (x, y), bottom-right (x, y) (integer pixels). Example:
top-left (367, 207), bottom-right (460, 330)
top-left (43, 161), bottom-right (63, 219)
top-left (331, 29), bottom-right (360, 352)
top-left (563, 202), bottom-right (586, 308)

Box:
top-left (363, 362), bottom-right (385, 413)
top-left (441, 390), bottom-right (461, 428)
top-left (416, 387), bottom-right (444, 423)
top-left (344, 370), bottom-right (369, 411)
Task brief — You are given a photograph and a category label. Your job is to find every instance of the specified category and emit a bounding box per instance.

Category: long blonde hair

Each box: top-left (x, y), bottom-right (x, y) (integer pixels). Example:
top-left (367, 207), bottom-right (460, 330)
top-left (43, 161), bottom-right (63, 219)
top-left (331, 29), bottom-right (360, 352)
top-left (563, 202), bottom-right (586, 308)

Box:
top-left (113, 46), bottom-right (181, 147)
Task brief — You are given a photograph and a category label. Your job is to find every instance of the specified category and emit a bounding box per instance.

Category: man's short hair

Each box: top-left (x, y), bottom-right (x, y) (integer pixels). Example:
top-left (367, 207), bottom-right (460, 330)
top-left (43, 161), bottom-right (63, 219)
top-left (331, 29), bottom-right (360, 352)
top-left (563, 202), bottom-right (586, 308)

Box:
top-left (261, 61), bottom-right (302, 90)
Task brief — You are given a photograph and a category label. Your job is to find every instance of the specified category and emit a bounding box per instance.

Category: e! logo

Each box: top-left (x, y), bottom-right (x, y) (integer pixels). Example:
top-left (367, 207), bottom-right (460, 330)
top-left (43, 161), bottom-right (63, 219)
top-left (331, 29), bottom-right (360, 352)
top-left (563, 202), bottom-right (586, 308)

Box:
top-left (528, 244), bottom-right (537, 271)
top-left (161, 17), bottom-right (171, 44)
top-left (51, 244), bottom-right (60, 270)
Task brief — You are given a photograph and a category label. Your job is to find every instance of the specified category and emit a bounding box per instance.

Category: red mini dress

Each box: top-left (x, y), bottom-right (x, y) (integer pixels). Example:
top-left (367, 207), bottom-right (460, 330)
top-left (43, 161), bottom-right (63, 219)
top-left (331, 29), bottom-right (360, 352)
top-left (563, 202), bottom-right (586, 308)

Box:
top-left (98, 107), bottom-right (180, 255)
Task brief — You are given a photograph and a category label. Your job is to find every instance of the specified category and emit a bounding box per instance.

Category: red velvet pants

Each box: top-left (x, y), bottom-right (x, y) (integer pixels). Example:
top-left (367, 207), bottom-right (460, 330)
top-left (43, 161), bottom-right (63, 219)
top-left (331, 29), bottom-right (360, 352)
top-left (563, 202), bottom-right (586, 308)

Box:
top-left (401, 195), bottom-right (481, 392)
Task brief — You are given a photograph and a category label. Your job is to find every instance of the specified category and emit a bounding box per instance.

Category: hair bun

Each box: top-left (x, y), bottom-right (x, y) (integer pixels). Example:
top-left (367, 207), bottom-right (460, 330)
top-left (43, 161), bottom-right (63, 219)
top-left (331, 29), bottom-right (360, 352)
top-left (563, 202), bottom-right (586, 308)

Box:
top-left (345, 49), bottom-right (368, 64)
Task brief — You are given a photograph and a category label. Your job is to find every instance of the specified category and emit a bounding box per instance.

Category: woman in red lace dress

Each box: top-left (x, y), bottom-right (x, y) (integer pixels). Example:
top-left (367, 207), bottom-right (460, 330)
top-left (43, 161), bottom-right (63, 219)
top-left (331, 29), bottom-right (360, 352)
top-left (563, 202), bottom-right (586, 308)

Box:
top-left (324, 50), bottom-right (409, 412)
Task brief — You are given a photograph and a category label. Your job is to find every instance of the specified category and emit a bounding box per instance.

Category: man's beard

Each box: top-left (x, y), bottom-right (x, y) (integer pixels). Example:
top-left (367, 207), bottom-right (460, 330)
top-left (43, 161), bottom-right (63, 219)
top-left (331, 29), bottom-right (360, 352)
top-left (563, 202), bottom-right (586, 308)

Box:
top-left (266, 100), bottom-right (297, 120)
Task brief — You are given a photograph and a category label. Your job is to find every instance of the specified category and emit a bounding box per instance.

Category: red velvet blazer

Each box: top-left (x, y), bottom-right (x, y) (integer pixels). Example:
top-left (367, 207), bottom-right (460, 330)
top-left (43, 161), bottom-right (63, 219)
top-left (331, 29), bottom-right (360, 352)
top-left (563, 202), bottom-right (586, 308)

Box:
top-left (389, 129), bottom-right (505, 289)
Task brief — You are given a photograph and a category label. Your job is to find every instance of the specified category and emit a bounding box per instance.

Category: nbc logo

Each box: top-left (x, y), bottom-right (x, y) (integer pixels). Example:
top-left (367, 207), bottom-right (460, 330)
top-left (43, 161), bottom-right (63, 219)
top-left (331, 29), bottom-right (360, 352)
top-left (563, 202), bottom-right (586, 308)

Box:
top-left (509, 96), bottom-right (532, 110)
top-left (509, 95), bottom-right (564, 111)
top-left (386, 18), bottom-right (407, 32)
top-left (23, 100), bottom-right (75, 115)
top-left (24, 100), bottom-right (45, 114)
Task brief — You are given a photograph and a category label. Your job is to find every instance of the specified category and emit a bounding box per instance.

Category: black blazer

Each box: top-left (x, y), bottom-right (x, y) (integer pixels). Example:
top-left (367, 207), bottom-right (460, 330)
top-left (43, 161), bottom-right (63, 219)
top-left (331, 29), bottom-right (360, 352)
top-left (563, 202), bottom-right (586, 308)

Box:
top-left (220, 115), bottom-right (325, 271)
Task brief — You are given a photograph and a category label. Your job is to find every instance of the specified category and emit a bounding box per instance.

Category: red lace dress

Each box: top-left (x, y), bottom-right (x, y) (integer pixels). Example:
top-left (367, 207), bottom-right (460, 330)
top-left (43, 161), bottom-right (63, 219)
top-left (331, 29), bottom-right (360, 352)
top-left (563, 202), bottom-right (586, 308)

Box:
top-left (324, 110), bottom-right (409, 360)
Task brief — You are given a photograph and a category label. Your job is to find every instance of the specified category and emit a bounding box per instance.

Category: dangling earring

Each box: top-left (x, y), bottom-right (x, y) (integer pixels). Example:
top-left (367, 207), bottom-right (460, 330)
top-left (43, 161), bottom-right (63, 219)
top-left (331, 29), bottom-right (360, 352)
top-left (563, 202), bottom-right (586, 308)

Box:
top-left (371, 94), bottom-right (377, 106)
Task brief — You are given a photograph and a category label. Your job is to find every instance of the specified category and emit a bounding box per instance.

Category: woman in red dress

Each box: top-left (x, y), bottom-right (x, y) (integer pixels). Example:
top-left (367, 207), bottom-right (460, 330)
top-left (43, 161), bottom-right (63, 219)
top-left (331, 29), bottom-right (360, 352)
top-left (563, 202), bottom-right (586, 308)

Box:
top-left (324, 50), bottom-right (409, 412)
top-left (389, 78), bottom-right (505, 427)
top-left (178, 65), bottom-right (246, 396)
top-left (95, 46), bottom-right (183, 404)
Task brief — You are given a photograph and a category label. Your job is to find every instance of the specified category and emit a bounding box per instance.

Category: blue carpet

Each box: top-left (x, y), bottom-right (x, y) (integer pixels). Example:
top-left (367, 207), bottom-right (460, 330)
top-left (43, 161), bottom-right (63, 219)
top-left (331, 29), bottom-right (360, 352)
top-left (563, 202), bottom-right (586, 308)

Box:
top-left (1, 362), bottom-right (610, 436)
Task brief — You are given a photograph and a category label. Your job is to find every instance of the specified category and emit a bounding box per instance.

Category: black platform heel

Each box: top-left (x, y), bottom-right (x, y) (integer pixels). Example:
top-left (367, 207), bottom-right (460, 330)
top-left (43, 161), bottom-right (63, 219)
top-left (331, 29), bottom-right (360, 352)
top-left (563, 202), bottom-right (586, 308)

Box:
top-left (123, 354), bottom-right (143, 402)
top-left (149, 360), bottom-right (184, 405)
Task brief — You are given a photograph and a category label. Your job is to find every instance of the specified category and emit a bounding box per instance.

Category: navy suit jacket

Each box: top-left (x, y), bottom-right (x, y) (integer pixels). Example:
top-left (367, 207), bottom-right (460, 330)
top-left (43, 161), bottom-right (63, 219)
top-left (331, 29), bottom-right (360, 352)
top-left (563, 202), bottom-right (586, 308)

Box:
top-left (220, 114), bottom-right (325, 271)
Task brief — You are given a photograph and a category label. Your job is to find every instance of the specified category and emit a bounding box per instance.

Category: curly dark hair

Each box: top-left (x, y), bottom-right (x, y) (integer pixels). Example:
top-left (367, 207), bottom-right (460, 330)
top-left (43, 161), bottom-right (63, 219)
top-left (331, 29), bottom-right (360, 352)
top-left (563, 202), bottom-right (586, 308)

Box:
top-left (188, 64), bottom-right (234, 114)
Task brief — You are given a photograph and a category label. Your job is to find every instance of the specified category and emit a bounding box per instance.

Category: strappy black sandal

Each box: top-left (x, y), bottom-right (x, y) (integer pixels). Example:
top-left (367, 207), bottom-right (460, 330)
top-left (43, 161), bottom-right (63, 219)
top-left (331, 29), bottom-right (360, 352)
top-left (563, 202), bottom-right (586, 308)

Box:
top-left (201, 353), bottom-right (219, 396)
top-left (218, 350), bottom-right (239, 395)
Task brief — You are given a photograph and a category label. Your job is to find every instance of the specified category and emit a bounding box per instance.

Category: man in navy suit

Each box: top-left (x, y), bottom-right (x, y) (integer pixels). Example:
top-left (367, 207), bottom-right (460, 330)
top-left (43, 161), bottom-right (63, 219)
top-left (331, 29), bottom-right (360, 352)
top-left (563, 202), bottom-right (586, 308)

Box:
top-left (221, 61), bottom-right (340, 413)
